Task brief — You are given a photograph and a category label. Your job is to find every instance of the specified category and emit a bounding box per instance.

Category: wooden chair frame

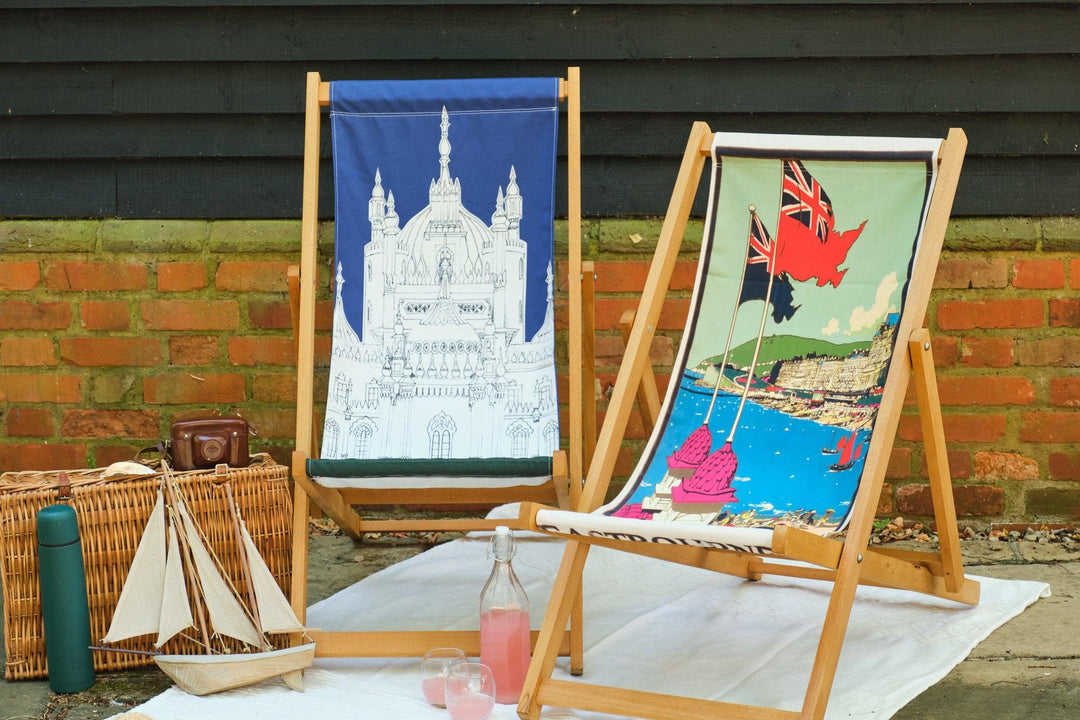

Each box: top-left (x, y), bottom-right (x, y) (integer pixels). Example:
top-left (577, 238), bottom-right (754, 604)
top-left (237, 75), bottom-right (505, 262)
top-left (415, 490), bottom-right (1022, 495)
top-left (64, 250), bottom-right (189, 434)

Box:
top-left (288, 69), bottom-right (589, 664)
top-left (518, 122), bottom-right (977, 720)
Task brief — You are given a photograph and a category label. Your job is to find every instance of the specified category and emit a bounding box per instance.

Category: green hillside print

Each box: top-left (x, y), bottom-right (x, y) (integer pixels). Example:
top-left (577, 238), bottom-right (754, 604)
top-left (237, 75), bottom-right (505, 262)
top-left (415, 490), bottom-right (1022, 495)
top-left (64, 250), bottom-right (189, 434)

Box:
top-left (698, 335), bottom-right (870, 373)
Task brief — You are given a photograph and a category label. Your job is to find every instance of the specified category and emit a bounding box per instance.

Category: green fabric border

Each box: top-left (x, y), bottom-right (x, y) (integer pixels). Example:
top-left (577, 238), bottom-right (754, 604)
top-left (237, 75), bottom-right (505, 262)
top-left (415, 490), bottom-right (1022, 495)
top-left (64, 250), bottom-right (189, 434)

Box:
top-left (307, 456), bottom-right (552, 479)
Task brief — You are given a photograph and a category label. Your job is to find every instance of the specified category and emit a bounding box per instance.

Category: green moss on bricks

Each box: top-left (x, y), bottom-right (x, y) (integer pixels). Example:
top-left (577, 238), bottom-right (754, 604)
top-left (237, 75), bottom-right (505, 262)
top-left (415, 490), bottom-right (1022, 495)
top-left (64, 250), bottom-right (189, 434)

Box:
top-left (944, 218), bottom-right (1040, 252)
top-left (100, 220), bottom-right (209, 253)
top-left (0, 220), bottom-right (99, 253)
top-left (1041, 217), bottom-right (1080, 252)
top-left (553, 219), bottom-right (601, 257)
top-left (208, 220), bottom-right (302, 253)
top-left (596, 218), bottom-right (703, 255)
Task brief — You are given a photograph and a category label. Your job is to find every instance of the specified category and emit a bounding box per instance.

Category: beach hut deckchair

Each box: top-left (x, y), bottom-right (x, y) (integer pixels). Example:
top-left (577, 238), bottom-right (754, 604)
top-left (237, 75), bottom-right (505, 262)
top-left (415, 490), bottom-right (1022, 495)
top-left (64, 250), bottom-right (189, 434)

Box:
top-left (518, 123), bottom-right (977, 720)
top-left (289, 70), bottom-right (588, 661)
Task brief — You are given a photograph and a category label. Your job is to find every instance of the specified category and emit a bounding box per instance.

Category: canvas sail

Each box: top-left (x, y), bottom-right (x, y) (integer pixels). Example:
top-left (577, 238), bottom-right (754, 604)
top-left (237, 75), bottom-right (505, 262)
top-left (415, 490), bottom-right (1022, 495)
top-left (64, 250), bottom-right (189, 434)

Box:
top-left (239, 521), bottom-right (304, 634)
top-left (101, 491), bottom-right (167, 643)
top-left (176, 502), bottom-right (265, 649)
top-left (156, 521), bottom-right (194, 647)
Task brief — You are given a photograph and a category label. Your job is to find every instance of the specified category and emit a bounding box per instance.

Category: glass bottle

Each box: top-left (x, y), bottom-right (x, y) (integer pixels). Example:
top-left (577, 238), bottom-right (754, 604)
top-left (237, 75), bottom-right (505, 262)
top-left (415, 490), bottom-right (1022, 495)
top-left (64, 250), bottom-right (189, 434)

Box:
top-left (479, 525), bottom-right (530, 704)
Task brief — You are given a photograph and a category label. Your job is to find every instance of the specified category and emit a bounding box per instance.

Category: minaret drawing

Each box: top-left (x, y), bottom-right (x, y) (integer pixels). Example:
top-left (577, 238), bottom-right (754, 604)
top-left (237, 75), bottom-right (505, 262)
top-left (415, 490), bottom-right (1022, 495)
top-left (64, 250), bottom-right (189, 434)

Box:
top-left (322, 107), bottom-right (557, 461)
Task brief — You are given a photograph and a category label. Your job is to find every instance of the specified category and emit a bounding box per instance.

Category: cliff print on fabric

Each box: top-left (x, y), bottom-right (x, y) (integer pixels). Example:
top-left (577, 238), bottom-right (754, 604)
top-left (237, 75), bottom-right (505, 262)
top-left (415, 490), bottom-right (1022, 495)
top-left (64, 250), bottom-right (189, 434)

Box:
top-left (605, 135), bottom-right (938, 534)
top-left (322, 79), bottom-right (560, 462)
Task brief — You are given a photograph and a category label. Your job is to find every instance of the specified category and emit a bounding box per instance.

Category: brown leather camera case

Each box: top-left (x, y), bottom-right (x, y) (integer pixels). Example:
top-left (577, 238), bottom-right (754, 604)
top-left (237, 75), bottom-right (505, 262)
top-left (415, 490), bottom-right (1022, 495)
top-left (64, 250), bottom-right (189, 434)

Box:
top-left (169, 417), bottom-right (250, 470)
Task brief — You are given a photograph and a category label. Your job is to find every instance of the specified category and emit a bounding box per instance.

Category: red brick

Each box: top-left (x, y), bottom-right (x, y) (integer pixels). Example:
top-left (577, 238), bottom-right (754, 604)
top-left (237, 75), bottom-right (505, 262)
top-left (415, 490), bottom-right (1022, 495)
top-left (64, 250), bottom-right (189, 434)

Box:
top-left (1020, 411), bottom-right (1080, 443)
top-left (61, 409), bottom-right (159, 439)
top-left (973, 451), bottom-right (1039, 481)
top-left (0, 444), bottom-right (86, 473)
top-left (1071, 258), bottom-right (1080, 290)
top-left (141, 300), bottom-right (239, 331)
top-left (1025, 487), bottom-right (1080, 520)
top-left (930, 335), bottom-right (958, 366)
top-left (253, 374), bottom-right (298, 403)
top-left (0, 261), bottom-right (40, 290)
top-left (0, 300), bottom-right (71, 330)
top-left (898, 413), bottom-right (1006, 443)
top-left (1, 337), bottom-right (56, 367)
top-left (169, 336), bottom-right (220, 365)
top-left (886, 447), bottom-right (912, 479)
top-left (1050, 376), bottom-right (1080, 407)
top-left (143, 373), bottom-right (246, 404)
top-left (592, 298), bottom-right (691, 332)
top-left (228, 337), bottom-right (297, 367)
top-left (877, 483), bottom-right (894, 516)
top-left (585, 260), bottom-right (698, 293)
top-left (960, 337), bottom-right (1014, 368)
top-left (936, 298), bottom-right (1043, 330)
top-left (215, 261), bottom-right (291, 292)
top-left (933, 257), bottom-right (1008, 289)
top-left (315, 300), bottom-right (334, 331)
top-left (936, 376), bottom-right (1034, 406)
top-left (0, 374), bottom-right (82, 403)
top-left (239, 408), bottom-right (296, 439)
top-left (919, 449), bottom-right (971, 479)
top-left (5, 408), bottom-right (54, 436)
top-left (157, 262), bottom-right (207, 292)
top-left (897, 484), bottom-right (1004, 517)
top-left (1012, 259), bottom-right (1065, 289)
top-left (1016, 336), bottom-right (1080, 367)
top-left (249, 300), bottom-right (293, 330)
top-left (594, 334), bottom-right (674, 368)
top-left (81, 300), bottom-right (130, 330)
top-left (1049, 297), bottom-right (1080, 328)
top-left (94, 445), bottom-right (145, 467)
top-left (44, 261), bottom-right (147, 291)
top-left (1049, 453), bottom-right (1080, 481)
top-left (60, 337), bottom-right (162, 367)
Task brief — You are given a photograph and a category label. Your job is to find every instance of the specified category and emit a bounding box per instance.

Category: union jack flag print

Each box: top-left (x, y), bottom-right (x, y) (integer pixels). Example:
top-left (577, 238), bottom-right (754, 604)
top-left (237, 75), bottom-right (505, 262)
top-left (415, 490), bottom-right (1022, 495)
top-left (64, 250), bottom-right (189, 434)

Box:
top-left (747, 208), bottom-right (776, 274)
top-left (782, 160), bottom-right (834, 242)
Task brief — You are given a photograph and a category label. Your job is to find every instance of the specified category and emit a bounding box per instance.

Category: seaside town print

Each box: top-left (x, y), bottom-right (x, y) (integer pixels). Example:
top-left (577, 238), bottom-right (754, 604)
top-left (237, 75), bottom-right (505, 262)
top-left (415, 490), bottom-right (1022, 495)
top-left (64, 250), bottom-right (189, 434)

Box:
top-left (606, 148), bottom-right (935, 535)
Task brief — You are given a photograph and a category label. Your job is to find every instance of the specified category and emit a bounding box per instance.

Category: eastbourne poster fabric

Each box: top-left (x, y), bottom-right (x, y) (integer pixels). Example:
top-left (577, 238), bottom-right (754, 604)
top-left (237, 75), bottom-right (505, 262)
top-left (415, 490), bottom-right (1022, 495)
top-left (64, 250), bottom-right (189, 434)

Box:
top-left (600, 132), bottom-right (940, 536)
top-left (323, 78), bottom-right (560, 462)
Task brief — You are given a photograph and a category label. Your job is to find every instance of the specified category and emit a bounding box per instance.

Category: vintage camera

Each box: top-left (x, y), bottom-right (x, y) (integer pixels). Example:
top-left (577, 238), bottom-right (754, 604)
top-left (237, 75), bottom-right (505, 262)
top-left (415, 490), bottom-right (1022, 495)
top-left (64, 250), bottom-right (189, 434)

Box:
top-left (169, 416), bottom-right (250, 471)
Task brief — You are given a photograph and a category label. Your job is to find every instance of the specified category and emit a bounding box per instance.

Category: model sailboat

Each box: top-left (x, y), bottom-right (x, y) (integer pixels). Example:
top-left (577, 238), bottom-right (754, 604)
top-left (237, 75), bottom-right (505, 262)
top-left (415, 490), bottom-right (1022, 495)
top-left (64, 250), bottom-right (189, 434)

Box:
top-left (100, 471), bottom-right (314, 696)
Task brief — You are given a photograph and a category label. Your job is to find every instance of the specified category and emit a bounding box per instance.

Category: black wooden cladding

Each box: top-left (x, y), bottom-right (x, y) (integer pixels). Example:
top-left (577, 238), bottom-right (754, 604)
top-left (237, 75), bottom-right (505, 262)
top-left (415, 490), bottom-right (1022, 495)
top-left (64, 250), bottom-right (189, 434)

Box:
top-left (1, 2), bottom-right (1078, 219)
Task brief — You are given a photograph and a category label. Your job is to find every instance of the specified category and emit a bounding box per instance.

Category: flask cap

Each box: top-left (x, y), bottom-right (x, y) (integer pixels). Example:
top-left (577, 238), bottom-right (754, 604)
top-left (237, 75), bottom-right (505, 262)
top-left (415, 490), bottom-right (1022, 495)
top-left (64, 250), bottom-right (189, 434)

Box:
top-left (37, 504), bottom-right (81, 547)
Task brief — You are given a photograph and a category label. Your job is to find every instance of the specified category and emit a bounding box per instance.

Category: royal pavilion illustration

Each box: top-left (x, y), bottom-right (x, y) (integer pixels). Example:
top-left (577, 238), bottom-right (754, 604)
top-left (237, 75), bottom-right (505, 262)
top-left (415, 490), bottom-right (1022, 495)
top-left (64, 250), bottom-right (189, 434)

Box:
top-left (321, 108), bottom-right (559, 461)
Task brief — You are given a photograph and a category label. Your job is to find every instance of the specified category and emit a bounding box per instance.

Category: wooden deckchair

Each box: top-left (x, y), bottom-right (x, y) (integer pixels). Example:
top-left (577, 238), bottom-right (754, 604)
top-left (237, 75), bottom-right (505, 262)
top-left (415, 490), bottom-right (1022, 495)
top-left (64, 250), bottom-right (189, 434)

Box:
top-left (518, 123), bottom-right (976, 720)
top-left (288, 70), bottom-right (588, 663)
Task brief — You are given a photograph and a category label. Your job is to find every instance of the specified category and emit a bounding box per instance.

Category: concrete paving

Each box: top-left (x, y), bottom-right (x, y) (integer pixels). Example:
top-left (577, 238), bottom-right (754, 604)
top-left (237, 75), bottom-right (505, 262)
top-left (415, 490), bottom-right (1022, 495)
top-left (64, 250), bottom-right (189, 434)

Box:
top-left (1, 535), bottom-right (1075, 719)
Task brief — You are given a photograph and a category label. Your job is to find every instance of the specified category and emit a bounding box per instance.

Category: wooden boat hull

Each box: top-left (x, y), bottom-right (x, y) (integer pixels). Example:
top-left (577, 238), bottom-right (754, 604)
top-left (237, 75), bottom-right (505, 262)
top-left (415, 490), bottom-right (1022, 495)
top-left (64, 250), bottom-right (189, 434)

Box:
top-left (154, 642), bottom-right (316, 696)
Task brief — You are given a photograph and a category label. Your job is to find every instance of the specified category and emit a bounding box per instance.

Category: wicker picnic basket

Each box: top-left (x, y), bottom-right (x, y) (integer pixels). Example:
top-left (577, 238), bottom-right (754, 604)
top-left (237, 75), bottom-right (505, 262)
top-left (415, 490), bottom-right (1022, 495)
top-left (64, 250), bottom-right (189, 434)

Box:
top-left (0, 454), bottom-right (293, 680)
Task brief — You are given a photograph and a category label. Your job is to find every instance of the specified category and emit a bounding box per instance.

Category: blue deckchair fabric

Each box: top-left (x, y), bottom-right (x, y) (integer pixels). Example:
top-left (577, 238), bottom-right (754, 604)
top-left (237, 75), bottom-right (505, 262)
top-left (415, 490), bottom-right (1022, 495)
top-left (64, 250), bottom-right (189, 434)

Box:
top-left (319, 79), bottom-right (560, 476)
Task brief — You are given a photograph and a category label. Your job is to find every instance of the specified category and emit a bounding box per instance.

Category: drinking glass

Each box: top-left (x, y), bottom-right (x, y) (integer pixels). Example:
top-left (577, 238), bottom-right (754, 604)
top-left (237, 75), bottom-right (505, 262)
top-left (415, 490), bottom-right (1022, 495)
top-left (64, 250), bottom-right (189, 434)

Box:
top-left (420, 647), bottom-right (466, 707)
top-left (445, 662), bottom-right (497, 720)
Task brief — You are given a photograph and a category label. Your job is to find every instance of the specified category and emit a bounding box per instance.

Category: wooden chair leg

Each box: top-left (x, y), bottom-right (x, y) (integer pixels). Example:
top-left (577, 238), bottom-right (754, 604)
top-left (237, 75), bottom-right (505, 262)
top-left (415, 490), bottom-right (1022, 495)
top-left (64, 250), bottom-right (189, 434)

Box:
top-left (519, 539), bottom-right (592, 720)
top-left (619, 308), bottom-right (661, 436)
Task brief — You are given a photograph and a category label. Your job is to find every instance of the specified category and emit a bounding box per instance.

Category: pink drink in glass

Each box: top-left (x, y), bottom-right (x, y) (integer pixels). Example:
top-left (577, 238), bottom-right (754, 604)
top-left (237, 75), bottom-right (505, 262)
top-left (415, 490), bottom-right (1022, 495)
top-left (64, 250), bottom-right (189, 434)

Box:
top-left (447, 692), bottom-right (496, 720)
top-left (421, 675), bottom-right (446, 706)
top-left (480, 608), bottom-right (530, 703)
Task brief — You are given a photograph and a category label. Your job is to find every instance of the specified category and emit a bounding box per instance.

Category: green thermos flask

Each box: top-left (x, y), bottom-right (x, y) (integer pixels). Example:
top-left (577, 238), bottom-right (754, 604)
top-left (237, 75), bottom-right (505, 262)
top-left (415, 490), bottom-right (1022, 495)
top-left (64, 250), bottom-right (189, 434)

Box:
top-left (36, 503), bottom-right (95, 693)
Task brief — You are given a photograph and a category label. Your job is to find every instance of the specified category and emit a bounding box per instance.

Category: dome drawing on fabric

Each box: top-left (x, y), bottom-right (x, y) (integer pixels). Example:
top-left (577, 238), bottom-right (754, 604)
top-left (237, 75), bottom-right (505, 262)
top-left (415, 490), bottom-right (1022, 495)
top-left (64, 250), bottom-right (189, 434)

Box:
top-left (322, 107), bottom-right (557, 461)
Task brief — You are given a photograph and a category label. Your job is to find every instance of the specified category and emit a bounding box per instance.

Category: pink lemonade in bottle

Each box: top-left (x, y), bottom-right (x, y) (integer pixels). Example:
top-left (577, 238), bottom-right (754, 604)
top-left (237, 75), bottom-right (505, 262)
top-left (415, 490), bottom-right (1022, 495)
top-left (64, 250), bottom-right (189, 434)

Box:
top-left (480, 607), bottom-right (530, 703)
top-left (447, 691), bottom-right (496, 720)
top-left (479, 526), bottom-right (531, 704)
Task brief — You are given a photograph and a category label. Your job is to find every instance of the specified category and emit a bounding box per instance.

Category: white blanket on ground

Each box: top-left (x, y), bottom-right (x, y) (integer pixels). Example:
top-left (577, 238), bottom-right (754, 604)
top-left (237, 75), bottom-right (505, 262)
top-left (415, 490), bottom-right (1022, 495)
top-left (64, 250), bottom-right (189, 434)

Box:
top-left (129, 525), bottom-right (1048, 720)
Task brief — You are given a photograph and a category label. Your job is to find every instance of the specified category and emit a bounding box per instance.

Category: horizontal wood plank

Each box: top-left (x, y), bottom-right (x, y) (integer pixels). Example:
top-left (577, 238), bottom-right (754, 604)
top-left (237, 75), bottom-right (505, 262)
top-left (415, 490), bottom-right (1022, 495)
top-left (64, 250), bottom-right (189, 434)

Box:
top-left (2, 5), bottom-right (1077, 63)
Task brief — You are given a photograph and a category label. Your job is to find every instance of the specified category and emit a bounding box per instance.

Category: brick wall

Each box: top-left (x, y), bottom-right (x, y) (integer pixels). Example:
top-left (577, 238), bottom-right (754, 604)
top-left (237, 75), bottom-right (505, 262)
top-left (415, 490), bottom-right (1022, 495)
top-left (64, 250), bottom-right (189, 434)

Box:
top-left (1, 218), bottom-right (1077, 526)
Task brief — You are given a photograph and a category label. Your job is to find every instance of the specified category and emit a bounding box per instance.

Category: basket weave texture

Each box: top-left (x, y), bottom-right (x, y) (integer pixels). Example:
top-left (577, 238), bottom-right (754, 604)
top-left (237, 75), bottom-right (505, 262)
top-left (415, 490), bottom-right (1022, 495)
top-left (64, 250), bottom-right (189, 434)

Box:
top-left (0, 455), bottom-right (293, 680)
